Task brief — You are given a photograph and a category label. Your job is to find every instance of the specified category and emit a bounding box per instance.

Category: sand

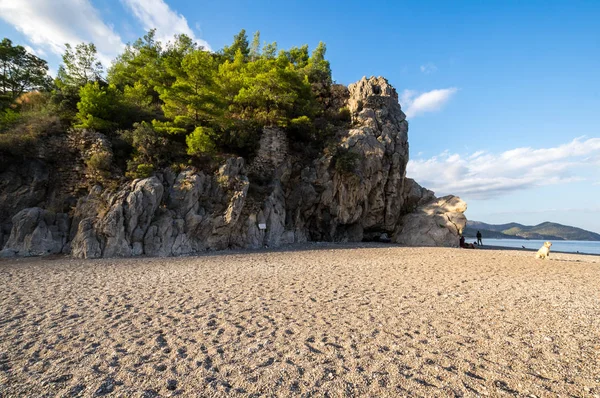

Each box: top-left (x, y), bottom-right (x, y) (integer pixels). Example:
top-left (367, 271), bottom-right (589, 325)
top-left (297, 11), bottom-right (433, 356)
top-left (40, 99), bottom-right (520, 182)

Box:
top-left (1, 244), bottom-right (599, 397)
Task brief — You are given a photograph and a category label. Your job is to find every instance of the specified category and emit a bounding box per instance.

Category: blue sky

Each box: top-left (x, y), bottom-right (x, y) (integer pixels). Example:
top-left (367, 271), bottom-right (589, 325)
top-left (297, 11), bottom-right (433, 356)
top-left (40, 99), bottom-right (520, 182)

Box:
top-left (1, 0), bottom-right (599, 233)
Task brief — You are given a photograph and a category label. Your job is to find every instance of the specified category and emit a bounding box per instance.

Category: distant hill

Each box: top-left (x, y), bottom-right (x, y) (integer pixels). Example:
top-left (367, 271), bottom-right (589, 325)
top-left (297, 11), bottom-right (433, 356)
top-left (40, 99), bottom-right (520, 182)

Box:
top-left (464, 221), bottom-right (600, 241)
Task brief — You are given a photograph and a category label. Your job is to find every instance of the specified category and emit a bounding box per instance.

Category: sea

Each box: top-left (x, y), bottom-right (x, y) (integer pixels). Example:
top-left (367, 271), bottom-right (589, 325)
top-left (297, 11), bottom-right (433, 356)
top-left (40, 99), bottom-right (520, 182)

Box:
top-left (471, 238), bottom-right (600, 255)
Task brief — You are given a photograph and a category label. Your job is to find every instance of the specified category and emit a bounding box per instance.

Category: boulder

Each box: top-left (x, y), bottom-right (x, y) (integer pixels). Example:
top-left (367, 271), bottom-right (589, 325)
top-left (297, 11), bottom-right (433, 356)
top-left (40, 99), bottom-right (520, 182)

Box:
top-left (394, 196), bottom-right (468, 247)
top-left (0, 207), bottom-right (69, 257)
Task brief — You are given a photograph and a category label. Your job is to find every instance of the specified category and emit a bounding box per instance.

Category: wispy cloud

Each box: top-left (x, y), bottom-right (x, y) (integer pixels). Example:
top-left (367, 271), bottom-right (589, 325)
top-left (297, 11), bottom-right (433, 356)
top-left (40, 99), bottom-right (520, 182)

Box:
top-left (401, 88), bottom-right (458, 118)
top-left (408, 137), bottom-right (600, 199)
top-left (0, 0), bottom-right (125, 67)
top-left (420, 63), bottom-right (437, 74)
top-left (120, 0), bottom-right (211, 50)
top-left (23, 45), bottom-right (46, 57)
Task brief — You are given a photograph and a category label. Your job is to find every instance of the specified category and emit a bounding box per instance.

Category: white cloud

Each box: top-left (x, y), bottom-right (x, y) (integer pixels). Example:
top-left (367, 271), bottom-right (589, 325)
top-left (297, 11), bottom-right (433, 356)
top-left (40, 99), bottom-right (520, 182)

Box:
top-left (120, 0), bottom-right (211, 50)
top-left (408, 137), bottom-right (600, 200)
top-left (23, 45), bottom-right (43, 57)
top-left (420, 63), bottom-right (437, 74)
top-left (401, 87), bottom-right (458, 118)
top-left (0, 0), bottom-right (125, 67)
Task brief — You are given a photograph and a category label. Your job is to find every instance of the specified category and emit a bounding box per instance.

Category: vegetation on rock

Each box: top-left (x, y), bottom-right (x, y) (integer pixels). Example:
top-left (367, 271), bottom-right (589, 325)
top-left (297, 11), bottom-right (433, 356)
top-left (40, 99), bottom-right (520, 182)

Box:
top-left (1, 29), bottom-right (347, 179)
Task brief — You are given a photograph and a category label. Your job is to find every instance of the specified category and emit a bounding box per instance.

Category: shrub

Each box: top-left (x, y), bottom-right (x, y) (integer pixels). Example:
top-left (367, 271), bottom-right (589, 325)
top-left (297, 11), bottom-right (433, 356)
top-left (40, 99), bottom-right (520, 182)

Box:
top-left (333, 147), bottom-right (361, 175)
top-left (0, 109), bottom-right (21, 131)
top-left (337, 107), bottom-right (351, 123)
top-left (74, 82), bottom-right (123, 131)
top-left (186, 126), bottom-right (216, 156)
top-left (14, 91), bottom-right (49, 113)
top-left (0, 129), bottom-right (37, 156)
top-left (216, 120), bottom-right (261, 158)
top-left (86, 151), bottom-right (112, 172)
top-left (0, 113), bottom-right (62, 156)
top-left (122, 122), bottom-right (168, 164)
top-left (287, 115), bottom-right (313, 141)
top-left (134, 163), bottom-right (154, 178)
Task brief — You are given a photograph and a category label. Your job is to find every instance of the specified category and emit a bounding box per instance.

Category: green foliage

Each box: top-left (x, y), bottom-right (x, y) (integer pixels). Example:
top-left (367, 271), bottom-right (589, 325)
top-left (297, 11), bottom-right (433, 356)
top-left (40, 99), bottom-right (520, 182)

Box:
top-left (249, 31), bottom-right (261, 61)
top-left (151, 119), bottom-right (186, 135)
top-left (0, 113), bottom-right (62, 157)
top-left (123, 122), bottom-right (167, 164)
top-left (337, 107), bottom-right (351, 123)
top-left (0, 127), bottom-right (37, 156)
top-left (121, 121), bottom-right (186, 179)
top-left (221, 29), bottom-right (250, 61)
top-left (220, 50), bottom-right (316, 127)
top-left (158, 49), bottom-right (221, 130)
top-left (186, 126), bottom-right (216, 156)
top-left (0, 108), bottom-right (20, 131)
top-left (56, 43), bottom-right (104, 89)
top-left (127, 163), bottom-right (154, 179)
top-left (0, 29), bottom-right (337, 180)
top-left (287, 115), bottom-right (313, 141)
top-left (108, 31), bottom-right (162, 100)
top-left (333, 147), bottom-right (362, 175)
top-left (0, 38), bottom-right (52, 106)
top-left (14, 91), bottom-right (49, 112)
top-left (86, 151), bottom-right (112, 172)
top-left (215, 119), bottom-right (261, 158)
top-left (75, 82), bottom-right (123, 131)
top-left (51, 42), bottom-right (104, 120)
top-left (262, 42), bottom-right (278, 59)
top-left (108, 30), bottom-right (197, 106)
top-left (123, 81), bottom-right (152, 108)
top-left (122, 81), bottom-right (157, 123)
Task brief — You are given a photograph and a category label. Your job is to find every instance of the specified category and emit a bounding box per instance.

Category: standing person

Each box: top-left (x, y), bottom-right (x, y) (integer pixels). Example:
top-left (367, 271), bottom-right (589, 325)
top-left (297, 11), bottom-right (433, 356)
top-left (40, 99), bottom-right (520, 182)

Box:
top-left (476, 231), bottom-right (483, 246)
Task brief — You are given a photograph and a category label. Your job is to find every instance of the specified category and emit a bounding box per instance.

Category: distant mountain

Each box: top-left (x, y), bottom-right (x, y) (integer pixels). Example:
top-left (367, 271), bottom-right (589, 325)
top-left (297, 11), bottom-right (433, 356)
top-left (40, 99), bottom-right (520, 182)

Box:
top-left (464, 221), bottom-right (600, 241)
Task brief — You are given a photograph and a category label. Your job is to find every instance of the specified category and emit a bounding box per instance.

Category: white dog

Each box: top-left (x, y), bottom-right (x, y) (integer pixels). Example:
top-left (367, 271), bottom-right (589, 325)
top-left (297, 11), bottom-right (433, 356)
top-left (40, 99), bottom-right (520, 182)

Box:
top-left (535, 241), bottom-right (552, 259)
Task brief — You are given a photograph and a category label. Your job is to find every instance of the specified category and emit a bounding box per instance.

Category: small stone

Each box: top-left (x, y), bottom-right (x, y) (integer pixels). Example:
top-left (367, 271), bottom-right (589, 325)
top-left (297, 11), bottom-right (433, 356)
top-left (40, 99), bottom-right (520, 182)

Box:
top-left (167, 379), bottom-right (177, 391)
top-left (142, 389), bottom-right (159, 398)
top-left (94, 377), bottom-right (115, 396)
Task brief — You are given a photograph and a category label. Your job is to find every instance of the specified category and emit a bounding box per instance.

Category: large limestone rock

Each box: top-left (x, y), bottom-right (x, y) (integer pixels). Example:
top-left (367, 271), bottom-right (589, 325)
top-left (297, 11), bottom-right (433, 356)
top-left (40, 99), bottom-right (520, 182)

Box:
top-left (0, 207), bottom-right (69, 257)
top-left (0, 161), bottom-right (50, 248)
top-left (394, 195), bottom-right (467, 247)
top-left (286, 76), bottom-right (410, 242)
top-left (0, 76), bottom-right (467, 257)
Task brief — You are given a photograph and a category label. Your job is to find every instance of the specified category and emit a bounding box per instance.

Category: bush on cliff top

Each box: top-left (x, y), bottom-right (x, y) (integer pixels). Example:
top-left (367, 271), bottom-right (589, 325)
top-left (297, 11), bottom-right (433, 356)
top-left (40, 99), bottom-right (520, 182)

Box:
top-left (2, 29), bottom-right (340, 178)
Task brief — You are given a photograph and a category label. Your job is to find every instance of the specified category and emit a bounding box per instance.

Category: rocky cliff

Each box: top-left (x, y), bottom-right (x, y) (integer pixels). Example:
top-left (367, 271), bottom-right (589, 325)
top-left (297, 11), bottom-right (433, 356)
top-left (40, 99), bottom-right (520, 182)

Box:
top-left (0, 77), bottom-right (467, 258)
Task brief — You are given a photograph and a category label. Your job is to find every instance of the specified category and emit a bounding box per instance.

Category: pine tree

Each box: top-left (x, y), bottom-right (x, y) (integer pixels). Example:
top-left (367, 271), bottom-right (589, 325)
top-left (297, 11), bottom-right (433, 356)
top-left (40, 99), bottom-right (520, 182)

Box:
top-left (56, 43), bottom-right (104, 89)
top-left (221, 29), bottom-right (250, 61)
top-left (0, 38), bottom-right (51, 105)
top-left (156, 49), bottom-right (221, 134)
top-left (249, 31), bottom-right (261, 61)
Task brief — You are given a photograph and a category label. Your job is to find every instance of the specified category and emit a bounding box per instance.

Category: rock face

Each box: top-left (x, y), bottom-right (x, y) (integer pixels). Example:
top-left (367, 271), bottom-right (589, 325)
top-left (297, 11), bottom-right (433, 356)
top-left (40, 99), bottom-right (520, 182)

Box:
top-left (395, 195), bottom-right (468, 247)
top-left (0, 76), bottom-right (467, 257)
top-left (0, 207), bottom-right (70, 257)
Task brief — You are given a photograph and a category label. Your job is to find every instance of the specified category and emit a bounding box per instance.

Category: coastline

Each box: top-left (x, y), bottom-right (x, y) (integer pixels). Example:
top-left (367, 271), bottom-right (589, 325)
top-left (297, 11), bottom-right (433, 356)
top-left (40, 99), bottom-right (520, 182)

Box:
top-left (474, 243), bottom-right (600, 258)
top-left (2, 240), bottom-right (599, 262)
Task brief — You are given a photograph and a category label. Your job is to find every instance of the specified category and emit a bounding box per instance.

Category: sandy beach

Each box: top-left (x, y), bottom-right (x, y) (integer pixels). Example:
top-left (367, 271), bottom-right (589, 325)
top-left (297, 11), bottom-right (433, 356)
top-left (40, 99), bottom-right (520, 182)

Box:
top-left (1, 244), bottom-right (599, 397)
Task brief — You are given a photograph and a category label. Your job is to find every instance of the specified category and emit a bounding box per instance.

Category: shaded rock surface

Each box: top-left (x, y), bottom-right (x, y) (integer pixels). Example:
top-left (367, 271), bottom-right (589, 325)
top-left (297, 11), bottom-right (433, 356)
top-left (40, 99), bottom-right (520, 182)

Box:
top-left (0, 207), bottom-right (69, 257)
top-left (394, 195), bottom-right (468, 247)
top-left (0, 76), bottom-right (467, 257)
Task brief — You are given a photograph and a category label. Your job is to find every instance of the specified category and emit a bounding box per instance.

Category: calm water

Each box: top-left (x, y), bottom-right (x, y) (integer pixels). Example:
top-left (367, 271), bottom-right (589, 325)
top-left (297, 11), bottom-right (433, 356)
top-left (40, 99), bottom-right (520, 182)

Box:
top-left (472, 238), bottom-right (600, 255)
